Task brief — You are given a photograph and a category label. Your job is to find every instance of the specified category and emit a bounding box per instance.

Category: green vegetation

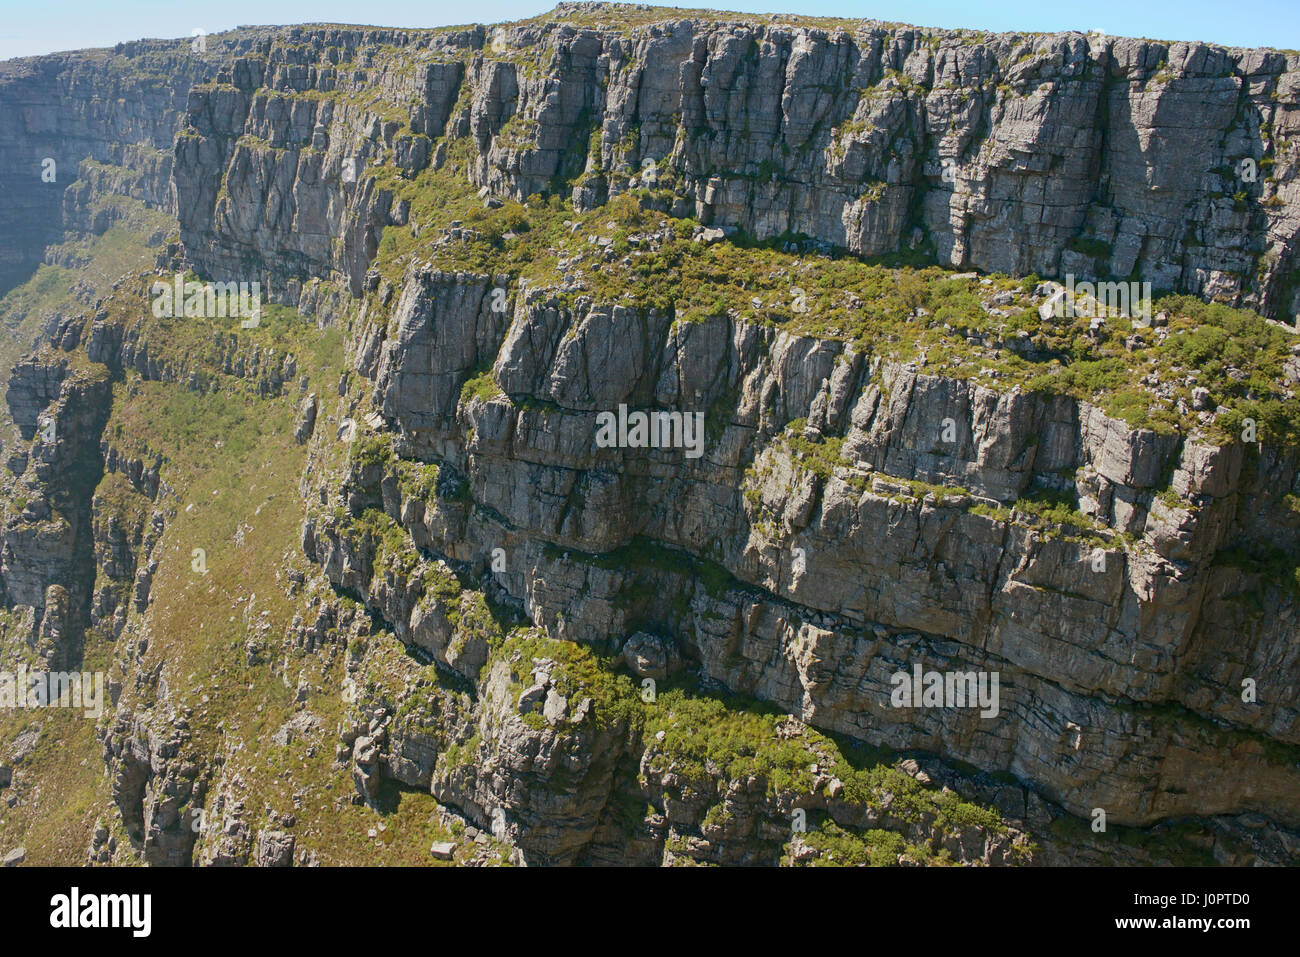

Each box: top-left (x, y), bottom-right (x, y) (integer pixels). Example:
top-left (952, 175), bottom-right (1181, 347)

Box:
top-left (460, 367), bottom-right (503, 405)
top-left (643, 691), bottom-right (822, 795)
top-left (1066, 236), bottom-right (1113, 260)
top-left (794, 820), bottom-right (960, 866)
top-left (489, 628), bottom-right (642, 735)
top-left (1011, 486), bottom-right (1105, 535)
top-left (782, 419), bottom-right (845, 480)
top-left (355, 432), bottom-right (395, 469)
top-left (541, 535), bottom-right (740, 604)
top-left (645, 689), bottom-right (1008, 834)
top-left (358, 130), bottom-right (1300, 445)
top-left (801, 822), bottom-right (902, 865)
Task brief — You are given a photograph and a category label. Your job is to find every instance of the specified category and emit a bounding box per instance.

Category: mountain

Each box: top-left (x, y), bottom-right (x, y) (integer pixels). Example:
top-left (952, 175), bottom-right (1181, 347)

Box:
top-left (0, 2), bottom-right (1297, 867)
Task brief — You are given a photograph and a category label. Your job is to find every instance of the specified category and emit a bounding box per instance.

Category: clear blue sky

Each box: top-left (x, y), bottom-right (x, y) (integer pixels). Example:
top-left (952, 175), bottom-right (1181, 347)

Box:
top-left (1, 0), bottom-right (1295, 61)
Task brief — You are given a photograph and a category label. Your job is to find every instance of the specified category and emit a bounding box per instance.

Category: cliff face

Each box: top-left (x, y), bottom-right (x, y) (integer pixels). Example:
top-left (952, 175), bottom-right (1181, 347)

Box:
top-left (169, 4), bottom-right (1300, 319)
top-left (316, 265), bottom-right (1296, 830)
top-left (172, 26), bottom-right (475, 296)
top-left (0, 43), bottom-right (220, 294)
top-left (505, 13), bottom-right (1300, 318)
top-left (0, 5), bottom-right (1298, 867)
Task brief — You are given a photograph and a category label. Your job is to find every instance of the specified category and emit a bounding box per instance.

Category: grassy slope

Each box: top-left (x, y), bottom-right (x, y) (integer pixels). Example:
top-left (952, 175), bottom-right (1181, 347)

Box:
top-left (0, 204), bottom-right (173, 864)
top-left (94, 290), bottom-right (475, 864)
top-left (0, 285), bottom-right (470, 863)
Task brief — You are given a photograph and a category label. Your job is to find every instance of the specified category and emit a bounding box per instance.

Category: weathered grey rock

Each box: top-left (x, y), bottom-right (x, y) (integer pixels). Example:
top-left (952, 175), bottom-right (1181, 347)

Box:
top-left (0, 39), bottom-right (212, 293)
top-left (101, 707), bottom-right (208, 867)
top-left (352, 734), bottom-right (382, 804)
top-left (294, 393), bottom-right (318, 443)
top-left (427, 659), bottom-right (633, 865)
top-left (3, 4), bottom-right (1298, 869)
top-left (254, 830), bottom-right (296, 867)
top-left (307, 265), bottom-right (1300, 832)
top-left (620, 632), bottom-right (680, 681)
top-left (40, 12), bottom-right (1270, 322)
top-left (542, 688), bottom-right (569, 724)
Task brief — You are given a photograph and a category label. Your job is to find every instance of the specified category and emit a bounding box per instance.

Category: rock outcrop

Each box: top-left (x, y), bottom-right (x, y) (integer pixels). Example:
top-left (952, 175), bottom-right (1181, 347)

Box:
top-left (156, 5), bottom-right (1300, 320)
top-left (301, 265), bottom-right (1300, 830)
top-left (1, 4), bottom-right (1298, 867)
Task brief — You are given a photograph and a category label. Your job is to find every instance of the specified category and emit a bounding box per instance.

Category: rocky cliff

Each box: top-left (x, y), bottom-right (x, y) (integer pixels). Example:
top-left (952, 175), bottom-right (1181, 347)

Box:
top-left (0, 4), bottom-right (1297, 867)
top-left (165, 3), bottom-right (1300, 320)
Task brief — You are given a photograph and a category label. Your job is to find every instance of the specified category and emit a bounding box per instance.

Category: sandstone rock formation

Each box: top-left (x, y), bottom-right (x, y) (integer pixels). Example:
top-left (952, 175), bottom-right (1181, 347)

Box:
top-left (0, 4), bottom-right (1296, 868)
